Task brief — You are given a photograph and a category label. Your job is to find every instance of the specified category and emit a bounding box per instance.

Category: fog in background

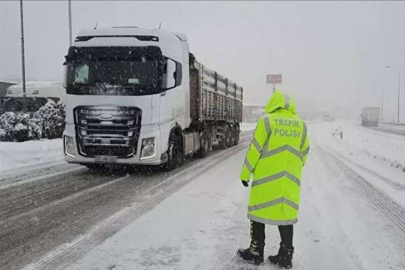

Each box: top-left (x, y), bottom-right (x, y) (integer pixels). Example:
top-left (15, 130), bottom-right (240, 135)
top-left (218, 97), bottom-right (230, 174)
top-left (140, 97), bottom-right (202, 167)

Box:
top-left (1, 1), bottom-right (405, 121)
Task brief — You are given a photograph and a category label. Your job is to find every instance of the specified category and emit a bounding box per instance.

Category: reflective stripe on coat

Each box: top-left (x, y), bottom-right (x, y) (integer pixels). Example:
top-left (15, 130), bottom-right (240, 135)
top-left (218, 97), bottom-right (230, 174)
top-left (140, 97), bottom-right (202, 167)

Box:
top-left (240, 90), bottom-right (310, 225)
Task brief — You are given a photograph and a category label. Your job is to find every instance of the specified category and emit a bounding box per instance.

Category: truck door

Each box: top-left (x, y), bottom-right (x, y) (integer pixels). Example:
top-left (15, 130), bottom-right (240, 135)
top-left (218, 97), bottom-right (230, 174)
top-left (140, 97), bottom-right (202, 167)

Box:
top-left (159, 58), bottom-right (181, 123)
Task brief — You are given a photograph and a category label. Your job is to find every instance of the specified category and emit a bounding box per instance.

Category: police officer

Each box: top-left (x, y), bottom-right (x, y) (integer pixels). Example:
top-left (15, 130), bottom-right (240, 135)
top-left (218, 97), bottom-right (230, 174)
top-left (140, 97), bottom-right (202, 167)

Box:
top-left (237, 90), bottom-right (310, 269)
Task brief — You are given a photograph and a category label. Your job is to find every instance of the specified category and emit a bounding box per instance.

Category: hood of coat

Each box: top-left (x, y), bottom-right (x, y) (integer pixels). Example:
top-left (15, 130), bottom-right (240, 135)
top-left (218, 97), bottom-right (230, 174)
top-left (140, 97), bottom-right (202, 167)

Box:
top-left (265, 90), bottom-right (297, 114)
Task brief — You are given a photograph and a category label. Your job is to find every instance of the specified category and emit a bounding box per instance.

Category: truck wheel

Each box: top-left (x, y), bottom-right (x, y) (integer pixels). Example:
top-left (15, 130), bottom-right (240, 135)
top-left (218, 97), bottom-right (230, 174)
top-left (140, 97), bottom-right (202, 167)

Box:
top-left (228, 126), bottom-right (236, 147)
top-left (165, 132), bottom-right (184, 171)
top-left (196, 132), bottom-right (210, 158)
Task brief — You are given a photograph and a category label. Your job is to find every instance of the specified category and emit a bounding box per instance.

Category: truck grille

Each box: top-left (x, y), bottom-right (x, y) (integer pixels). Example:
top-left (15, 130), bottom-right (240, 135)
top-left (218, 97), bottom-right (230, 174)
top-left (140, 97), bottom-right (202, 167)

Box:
top-left (74, 106), bottom-right (141, 158)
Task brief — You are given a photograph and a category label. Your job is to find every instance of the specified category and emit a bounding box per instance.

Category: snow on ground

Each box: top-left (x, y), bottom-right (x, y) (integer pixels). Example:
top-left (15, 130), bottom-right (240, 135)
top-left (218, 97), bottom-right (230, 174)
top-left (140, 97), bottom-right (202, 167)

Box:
top-left (310, 120), bottom-right (405, 208)
top-left (240, 122), bottom-right (257, 132)
top-left (379, 123), bottom-right (405, 131)
top-left (0, 126), bottom-right (254, 174)
top-left (314, 120), bottom-right (405, 170)
top-left (0, 139), bottom-right (63, 173)
top-left (373, 123), bottom-right (405, 137)
top-left (68, 121), bottom-right (405, 270)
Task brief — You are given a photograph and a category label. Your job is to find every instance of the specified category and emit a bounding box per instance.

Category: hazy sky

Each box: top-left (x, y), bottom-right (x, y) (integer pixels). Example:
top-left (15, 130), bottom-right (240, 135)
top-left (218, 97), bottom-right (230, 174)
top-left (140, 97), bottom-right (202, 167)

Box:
top-left (1, 1), bottom-right (405, 120)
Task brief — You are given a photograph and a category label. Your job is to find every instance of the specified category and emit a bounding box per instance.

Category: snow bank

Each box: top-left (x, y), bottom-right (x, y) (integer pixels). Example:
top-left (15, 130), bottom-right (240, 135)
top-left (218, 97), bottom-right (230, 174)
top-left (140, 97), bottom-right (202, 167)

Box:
top-left (313, 121), bottom-right (405, 170)
top-left (310, 120), bottom-right (405, 209)
top-left (0, 139), bottom-right (63, 173)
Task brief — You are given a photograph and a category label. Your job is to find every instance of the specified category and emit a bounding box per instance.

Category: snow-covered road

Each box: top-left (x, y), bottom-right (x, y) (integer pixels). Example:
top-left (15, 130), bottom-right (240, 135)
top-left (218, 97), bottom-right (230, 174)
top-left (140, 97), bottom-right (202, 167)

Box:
top-left (63, 122), bottom-right (405, 270)
top-left (1, 122), bottom-right (405, 270)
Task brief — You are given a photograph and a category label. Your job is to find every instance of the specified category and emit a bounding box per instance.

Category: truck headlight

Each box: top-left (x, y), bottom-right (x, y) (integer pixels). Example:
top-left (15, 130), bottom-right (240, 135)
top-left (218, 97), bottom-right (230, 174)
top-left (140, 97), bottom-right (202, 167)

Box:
top-left (140, 137), bottom-right (156, 159)
top-left (64, 136), bottom-right (76, 157)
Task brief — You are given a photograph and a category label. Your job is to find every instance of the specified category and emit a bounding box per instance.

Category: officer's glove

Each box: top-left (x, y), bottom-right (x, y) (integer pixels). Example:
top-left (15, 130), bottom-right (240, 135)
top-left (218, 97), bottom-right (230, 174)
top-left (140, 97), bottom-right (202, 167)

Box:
top-left (241, 180), bottom-right (249, 187)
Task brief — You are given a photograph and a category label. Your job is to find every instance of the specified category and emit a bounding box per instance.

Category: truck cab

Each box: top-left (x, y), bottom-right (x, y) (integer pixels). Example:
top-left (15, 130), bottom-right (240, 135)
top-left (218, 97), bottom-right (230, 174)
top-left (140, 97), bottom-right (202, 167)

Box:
top-left (63, 27), bottom-right (191, 167)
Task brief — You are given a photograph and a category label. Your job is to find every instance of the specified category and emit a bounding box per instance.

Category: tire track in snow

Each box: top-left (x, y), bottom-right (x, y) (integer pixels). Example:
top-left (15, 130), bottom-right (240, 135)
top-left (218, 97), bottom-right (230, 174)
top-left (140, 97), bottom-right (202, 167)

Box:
top-left (0, 163), bottom-right (81, 190)
top-left (1, 132), bottom-right (254, 270)
top-left (21, 140), bottom-right (252, 270)
top-left (322, 145), bottom-right (405, 191)
top-left (319, 146), bottom-right (405, 235)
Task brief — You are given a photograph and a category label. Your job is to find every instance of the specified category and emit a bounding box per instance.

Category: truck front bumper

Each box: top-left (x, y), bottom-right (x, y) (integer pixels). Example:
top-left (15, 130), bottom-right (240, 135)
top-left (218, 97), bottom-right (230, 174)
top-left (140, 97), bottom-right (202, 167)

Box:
top-left (63, 123), bottom-right (166, 166)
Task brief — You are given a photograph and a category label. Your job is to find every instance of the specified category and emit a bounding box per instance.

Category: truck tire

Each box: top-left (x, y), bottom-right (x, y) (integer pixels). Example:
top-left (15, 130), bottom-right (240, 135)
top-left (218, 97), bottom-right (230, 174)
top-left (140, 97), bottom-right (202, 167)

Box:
top-left (165, 132), bottom-right (184, 171)
top-left (227, 126), bottom-right (235, 147)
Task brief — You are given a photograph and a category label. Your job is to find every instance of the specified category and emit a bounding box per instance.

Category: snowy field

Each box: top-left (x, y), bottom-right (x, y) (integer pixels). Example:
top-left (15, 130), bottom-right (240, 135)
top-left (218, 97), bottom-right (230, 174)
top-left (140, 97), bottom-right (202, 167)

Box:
top-left (2, 121), bottom-right (405, 270)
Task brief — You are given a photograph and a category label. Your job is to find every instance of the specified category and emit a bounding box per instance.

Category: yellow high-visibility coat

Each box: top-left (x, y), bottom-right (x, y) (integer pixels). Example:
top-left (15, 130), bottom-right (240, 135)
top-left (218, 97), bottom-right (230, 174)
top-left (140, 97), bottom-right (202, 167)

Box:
top-left (240, 91), bottom-right (310, 225)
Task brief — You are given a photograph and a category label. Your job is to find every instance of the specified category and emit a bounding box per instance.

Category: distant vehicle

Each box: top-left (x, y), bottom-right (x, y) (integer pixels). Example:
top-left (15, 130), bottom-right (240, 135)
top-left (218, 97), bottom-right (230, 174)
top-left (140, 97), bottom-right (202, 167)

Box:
top-left (3, 81), bottom-right (65, 112)
top-left (361, 107), bottom-right (380, 126)
top-left (323, 114), bottom-right (334, 122)
top-left (0, 81), bottom-right (18, 115)
top-left (62, 27), bottom-right (243, 170)
top-left (0, 81), bottom-right (17, 97)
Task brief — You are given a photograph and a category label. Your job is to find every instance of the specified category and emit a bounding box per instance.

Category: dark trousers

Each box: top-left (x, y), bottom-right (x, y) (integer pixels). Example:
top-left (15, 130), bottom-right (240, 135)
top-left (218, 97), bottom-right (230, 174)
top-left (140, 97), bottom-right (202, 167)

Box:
top-left (250, 221), bottom-right (293, 248)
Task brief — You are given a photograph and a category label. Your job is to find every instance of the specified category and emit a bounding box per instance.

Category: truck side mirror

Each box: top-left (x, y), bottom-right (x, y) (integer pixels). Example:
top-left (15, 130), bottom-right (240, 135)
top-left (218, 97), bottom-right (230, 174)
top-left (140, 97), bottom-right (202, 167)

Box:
top-left (175, 62), bottom-right (182, 87)
top-left (164, 59), bottom-right (182, 90)
top-left (165, 59), bottom-right (176, 89)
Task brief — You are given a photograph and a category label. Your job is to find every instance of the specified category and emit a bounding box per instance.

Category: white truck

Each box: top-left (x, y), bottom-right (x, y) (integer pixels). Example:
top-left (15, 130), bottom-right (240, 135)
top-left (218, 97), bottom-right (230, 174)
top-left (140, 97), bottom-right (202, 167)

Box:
top-left (361, 107), bottom-right (380, 126)
top-left (63, 27), bottom-right (243, 170)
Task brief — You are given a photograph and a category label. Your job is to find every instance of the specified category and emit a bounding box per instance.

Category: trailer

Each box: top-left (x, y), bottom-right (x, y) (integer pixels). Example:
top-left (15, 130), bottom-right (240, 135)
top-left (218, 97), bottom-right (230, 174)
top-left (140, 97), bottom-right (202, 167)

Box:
top-left (63, 27), bottom-right (243, 170)
top-left (361, 107), bottom-right (380, 126)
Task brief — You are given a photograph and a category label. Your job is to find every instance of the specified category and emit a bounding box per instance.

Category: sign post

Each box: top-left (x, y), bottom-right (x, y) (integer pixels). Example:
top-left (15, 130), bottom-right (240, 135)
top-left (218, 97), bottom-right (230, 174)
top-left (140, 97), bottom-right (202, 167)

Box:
top-left (20, 0), bottom-right (27, 112)
top-left (266, 74), bottom-right (282, 93)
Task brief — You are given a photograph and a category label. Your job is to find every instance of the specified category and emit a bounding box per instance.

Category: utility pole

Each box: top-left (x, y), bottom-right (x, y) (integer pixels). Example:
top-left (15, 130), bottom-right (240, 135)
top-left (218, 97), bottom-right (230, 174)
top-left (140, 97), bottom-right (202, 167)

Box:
top-left (387, 66), bottom-right (401, 123)
top-left (68, 0), bottom-right (73, 46)
top-left (372, 81), bottom-right (384, 122)
top-left (20, 0), bottom-right (27, 112)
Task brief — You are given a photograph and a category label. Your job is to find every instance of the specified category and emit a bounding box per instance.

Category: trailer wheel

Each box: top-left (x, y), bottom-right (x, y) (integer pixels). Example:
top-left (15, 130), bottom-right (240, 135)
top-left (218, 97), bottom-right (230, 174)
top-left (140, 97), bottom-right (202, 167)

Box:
top-left (219, 125), bottom-right (230, 149)
top-left (165, 132), bottom-right (184, 171)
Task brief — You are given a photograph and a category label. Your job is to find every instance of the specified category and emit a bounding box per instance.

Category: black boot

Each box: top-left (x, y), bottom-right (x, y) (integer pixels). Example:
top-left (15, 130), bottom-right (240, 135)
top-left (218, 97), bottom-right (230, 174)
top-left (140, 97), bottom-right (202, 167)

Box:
top-left (268, 242), bottom-right (294, 269)
top-left (237, 240), bottom-right (264, 265)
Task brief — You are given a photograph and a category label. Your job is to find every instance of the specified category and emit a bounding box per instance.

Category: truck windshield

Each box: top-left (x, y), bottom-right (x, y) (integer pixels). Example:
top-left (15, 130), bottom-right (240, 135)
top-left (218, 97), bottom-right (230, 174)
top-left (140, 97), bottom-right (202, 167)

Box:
top-left (65, 46), bottom-right (163, 96)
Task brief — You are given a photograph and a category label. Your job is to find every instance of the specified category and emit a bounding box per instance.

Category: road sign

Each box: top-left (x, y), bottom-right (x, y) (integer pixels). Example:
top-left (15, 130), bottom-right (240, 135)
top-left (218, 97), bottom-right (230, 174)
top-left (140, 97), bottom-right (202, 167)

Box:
top-left (267, 74), bottom-right (282, 84)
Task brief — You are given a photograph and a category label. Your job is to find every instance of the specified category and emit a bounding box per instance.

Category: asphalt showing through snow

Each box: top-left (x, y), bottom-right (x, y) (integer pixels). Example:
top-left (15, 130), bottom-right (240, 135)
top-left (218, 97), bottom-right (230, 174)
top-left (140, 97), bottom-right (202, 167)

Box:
top-left (0, 131), bottom-right (253, 270)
